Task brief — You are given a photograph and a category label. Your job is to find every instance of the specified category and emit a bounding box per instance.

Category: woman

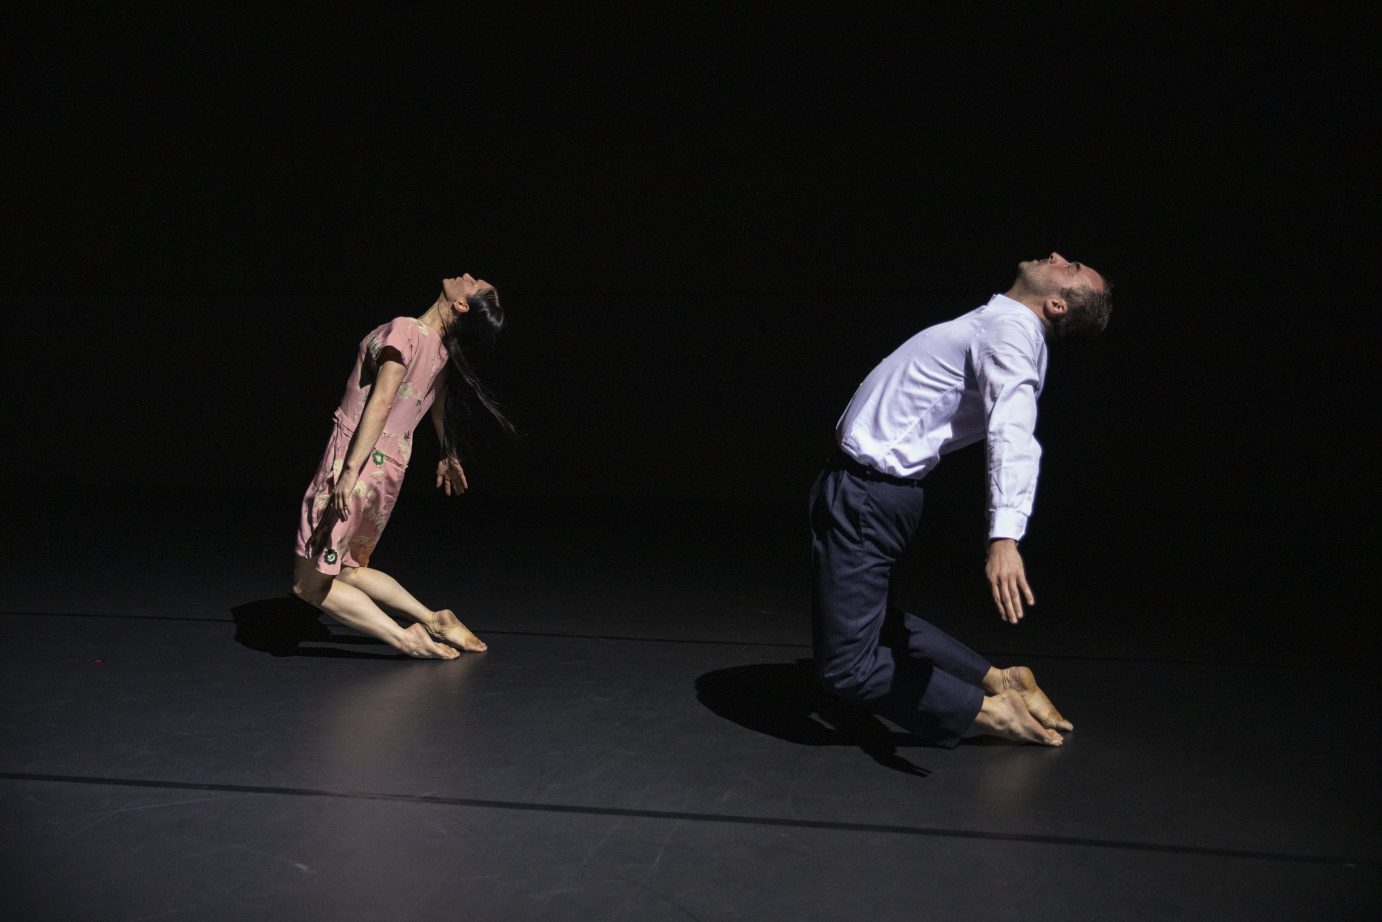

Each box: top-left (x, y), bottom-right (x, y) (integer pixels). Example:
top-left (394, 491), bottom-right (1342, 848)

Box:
top-left (292, 273), bottom-right (514, 659)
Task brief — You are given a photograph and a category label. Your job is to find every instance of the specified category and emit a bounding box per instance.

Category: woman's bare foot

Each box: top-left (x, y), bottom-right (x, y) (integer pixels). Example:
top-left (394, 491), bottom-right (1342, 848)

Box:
top-left (1001, 666), bottom-right (1073, 731)
top-left (968, 689), bottom-right (1063, 745)
top-left (397, 622), bottom-right (460, 659)
top-left (422, 609), bottom-right (488, 653)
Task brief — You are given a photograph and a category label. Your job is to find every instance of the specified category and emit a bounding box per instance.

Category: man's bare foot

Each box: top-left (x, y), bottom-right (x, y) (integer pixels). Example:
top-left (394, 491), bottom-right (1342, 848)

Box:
top-left (968, 689), bottom-right (1063, 745)
top-left (423, 609), bottom-right (488, 653)
top-left (398, 622), bottom-right (460, 659)
top-left (1001, 666), bottom-right (1073, 732)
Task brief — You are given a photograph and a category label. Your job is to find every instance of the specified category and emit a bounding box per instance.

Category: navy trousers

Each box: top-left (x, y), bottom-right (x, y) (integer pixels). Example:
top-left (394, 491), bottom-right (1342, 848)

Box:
top-left (810, 460), bottom-right (990, 749)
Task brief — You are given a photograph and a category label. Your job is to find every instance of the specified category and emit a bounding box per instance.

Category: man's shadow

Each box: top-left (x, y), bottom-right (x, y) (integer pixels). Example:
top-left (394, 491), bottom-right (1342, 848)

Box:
top-left (695, 659), bottom-right (931, 777)
top-left (230, 597), bottom-right (408, 658)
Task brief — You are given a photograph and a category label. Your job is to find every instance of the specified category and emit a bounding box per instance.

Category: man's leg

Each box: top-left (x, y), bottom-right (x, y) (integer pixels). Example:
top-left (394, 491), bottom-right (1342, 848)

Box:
top-left (884, 608), bottom-right (991, 688)
top-left (811, 469), bottom-right (984, 748)
top-left (881, 611), bottom-right (1062, 744)
top-left (981, 666), bottom-right (1073, 731)
top-left (886, 606), bottom-right (1070, 735)
top-left (967, 688), bottom-right (1065, 743)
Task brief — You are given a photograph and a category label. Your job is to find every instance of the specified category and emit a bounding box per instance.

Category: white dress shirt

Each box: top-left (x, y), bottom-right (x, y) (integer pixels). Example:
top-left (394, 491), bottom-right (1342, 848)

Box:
top-left (836, 294), bottom-right (1048, 541)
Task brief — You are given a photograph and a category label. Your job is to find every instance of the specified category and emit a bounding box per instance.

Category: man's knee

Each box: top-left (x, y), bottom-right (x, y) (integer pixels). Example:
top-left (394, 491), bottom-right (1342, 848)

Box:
top-left (816, 657), bottom-right (872, 702)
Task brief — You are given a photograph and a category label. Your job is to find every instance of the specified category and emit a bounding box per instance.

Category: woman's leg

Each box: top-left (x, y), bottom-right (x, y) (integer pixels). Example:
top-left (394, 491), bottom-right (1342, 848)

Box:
top-left (292, 556), bottom-right (458, 659)
top-left (334, 565), bottom-right (487, 653)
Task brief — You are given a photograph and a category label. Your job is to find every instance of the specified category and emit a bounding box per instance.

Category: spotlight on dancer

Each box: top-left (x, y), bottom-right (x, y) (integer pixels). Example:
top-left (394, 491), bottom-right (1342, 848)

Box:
top-left (811, 252), bottom-right (1111, 745)
top-left (291, 274), bottom-right (516, 658)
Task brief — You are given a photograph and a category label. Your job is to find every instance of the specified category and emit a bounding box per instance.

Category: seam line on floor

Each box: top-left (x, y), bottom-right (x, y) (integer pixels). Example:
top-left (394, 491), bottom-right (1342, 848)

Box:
top-left (0, 611), bottom-right (807, 648)
top-left (0, 772), bottom-right (1372, 869)
top-left (0, 611), bottom-right (1335, 667)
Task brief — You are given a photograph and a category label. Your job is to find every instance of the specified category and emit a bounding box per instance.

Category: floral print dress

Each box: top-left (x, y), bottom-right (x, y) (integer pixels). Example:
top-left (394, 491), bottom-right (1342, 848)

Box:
top-left (295, 317), bottom-right (448, 575)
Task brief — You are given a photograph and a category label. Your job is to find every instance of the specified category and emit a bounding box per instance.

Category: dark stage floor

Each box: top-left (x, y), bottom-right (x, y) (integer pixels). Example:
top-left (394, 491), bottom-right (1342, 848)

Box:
top-left (1, 489), bottom-right (1378, 921)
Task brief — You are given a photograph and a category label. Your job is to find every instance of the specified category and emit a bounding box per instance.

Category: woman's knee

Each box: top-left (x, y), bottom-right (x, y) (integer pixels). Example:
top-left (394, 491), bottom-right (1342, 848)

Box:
top-left (292, 583), bottom-right (327, 607)
top-left (292, 560), bottom-right (332, 606)
top-left (334, 565), bottom-right (372, 587)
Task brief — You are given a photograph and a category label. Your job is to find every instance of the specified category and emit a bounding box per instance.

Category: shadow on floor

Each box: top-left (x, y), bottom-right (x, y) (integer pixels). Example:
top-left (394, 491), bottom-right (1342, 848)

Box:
top-left (231, 597), bottom-right (403, 658)
top-left (695, 660), bottom-right (931, 777)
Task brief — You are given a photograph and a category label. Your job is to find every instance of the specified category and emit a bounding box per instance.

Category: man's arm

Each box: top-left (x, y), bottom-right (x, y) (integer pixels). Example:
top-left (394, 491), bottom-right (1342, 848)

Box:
top-left (985, 539), bottom-right (1032, 625)
top-left (973, 321), bottom-right (1045, 624)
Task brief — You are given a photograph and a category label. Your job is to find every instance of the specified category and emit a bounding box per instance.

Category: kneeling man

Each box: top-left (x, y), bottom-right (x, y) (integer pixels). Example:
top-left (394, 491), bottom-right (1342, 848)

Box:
top-left (812, 252), bottom-right (1111, 747)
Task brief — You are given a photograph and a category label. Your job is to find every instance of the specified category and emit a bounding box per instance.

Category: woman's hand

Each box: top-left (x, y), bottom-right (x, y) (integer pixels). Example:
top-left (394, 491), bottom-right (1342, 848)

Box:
top-left (437, 457), bottom-right (468, 495)
top-left (330, 468), bottom-right (359, 519)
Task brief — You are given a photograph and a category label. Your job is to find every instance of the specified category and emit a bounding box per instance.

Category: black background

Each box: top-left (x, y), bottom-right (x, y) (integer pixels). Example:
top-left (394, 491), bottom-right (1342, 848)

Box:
top-left (5, 2), bottom-right (1378, 662)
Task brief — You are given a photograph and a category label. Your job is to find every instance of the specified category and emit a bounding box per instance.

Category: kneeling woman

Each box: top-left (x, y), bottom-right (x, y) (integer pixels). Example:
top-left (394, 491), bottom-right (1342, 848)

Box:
top-left (292, 274), bottom-right (514, 659)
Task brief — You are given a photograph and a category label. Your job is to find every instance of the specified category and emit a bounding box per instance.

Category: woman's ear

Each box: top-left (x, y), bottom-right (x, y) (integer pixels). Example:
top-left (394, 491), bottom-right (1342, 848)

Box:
top-left (452, 299), bottom-right (471, 315)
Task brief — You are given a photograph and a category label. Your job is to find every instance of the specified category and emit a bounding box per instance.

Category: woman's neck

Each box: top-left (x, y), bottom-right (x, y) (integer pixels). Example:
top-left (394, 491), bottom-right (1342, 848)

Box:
top-left (419, 297), bottom-right (449, 336)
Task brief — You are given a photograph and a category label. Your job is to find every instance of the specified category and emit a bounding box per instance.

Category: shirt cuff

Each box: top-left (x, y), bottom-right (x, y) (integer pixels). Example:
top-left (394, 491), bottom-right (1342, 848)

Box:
top-left (989, 509), bottom-right (1028, 541)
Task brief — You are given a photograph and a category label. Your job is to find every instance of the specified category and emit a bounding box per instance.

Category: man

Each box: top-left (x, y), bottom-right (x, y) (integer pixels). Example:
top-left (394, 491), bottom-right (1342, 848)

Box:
top-left (811, 252), bottom-right (1111, 747)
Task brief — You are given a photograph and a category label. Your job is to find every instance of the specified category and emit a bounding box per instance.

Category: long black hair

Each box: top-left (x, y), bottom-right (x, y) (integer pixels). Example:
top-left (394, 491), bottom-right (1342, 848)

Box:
top-left (440, 286), bottom-right (517, 462)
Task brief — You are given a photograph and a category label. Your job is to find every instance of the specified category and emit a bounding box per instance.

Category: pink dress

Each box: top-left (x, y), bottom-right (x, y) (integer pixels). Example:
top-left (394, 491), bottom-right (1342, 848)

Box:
top-left (295, 317), bottom-right (449, 574)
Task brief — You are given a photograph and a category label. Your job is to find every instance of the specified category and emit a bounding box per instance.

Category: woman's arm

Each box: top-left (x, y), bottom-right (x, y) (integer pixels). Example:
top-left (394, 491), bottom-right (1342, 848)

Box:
top-left (430, 388), bottom-right (447, 448)
top-left (429, 388), bottom-right (469, 495)
top-left (330, 349), bottom-right (406, 518)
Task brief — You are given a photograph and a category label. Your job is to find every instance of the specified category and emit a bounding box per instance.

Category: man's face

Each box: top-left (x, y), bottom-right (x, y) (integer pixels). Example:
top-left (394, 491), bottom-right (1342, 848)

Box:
top-left (1017, 253), bottom-right (1104, 297)
top-left (442, 273), bottom-right (492, 305)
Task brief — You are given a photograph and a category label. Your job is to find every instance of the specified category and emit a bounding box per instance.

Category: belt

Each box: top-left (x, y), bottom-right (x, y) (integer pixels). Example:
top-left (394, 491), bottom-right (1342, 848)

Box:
top-left (829, 448), bottom-right (924, 488)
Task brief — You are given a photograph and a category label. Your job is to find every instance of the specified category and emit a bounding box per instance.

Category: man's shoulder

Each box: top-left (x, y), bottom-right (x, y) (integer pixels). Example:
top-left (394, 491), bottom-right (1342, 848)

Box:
top-left (973, 300), bottom-right (1045, 351)
top-left (890, 298), bottom-right (1041, 364)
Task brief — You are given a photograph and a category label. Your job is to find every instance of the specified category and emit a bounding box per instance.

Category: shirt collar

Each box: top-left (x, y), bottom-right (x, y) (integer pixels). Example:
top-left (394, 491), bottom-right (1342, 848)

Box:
top-left (986, 293), bottom-right (1047, 332)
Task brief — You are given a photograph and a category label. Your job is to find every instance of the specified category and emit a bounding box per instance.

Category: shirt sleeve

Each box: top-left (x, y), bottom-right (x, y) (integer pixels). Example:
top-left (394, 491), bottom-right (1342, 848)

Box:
top-left (971, 319), bottom-right (1044, 541)
top-left (368, 318), bottom-right (418, 370)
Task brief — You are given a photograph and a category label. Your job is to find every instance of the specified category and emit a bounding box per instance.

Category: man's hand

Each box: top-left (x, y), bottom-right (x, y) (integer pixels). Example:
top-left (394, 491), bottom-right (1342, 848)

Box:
top-left (330, 468), bottom-right (359, 520)
top-left (986, 538), bottom-right (1034, 624)
top-left (436, 457), bottom-right (468, 496)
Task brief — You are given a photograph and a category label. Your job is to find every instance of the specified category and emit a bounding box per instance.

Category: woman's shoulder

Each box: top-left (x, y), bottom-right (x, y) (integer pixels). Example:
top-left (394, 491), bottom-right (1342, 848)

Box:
top-left (376, 316), bottom-right (431, 335)
top-left (363, 317), bottom-right (429, 362)
top-left (388, 317), bottom-right (442, 344)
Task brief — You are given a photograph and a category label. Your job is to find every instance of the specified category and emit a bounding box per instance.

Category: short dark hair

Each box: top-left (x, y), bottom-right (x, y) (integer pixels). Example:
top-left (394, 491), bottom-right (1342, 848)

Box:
top-left (1049, 282), bottom-right (1113, 342)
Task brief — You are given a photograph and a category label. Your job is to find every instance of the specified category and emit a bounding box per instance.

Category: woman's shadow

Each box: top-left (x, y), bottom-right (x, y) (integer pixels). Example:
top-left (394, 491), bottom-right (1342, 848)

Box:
top-left (695, 659), bottom-right (931, 777)
top-left (230, 596), bottom-right (408, 658)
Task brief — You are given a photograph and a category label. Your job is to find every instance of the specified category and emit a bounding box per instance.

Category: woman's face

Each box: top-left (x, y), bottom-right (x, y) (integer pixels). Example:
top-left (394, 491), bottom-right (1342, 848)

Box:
top-left (442, 274), bottom-right (492, 306)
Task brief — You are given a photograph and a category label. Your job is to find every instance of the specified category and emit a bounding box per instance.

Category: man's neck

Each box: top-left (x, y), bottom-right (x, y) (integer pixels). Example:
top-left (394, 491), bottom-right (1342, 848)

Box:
top-left (1001, 285), bottom-right (1051, 328)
